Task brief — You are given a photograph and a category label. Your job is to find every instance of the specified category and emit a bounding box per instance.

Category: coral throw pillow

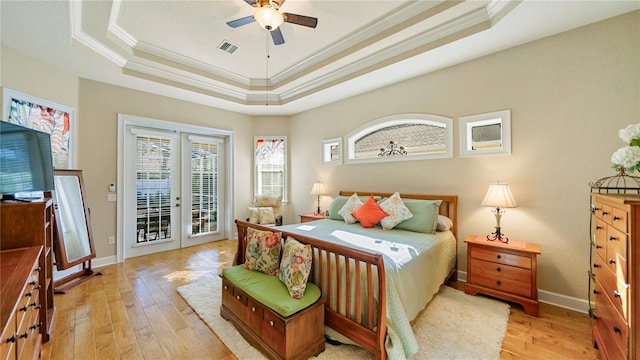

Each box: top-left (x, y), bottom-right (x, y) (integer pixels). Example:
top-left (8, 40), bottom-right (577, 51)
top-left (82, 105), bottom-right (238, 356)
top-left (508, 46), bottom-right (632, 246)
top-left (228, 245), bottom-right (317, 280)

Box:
top-left (244, 227), bottom-right (282, 275)
top-left (279, 236), bottom-right (313, 299)
top-left (351, 195), bottom-right (389, 228)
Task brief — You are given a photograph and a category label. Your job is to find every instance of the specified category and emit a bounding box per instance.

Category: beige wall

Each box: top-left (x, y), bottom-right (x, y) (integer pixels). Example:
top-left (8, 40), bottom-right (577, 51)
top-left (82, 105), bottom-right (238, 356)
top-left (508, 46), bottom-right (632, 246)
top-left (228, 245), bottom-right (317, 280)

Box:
top-left (1, 11), bottom-right (638, 302)
top-left (288, 11), bottom-right (640, 300)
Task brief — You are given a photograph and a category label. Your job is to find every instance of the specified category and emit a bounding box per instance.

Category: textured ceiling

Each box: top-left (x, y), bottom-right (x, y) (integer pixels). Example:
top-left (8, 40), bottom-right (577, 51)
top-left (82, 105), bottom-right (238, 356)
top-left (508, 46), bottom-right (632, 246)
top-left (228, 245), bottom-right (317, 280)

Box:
top-left (1, 1), bottom-right (639, 115)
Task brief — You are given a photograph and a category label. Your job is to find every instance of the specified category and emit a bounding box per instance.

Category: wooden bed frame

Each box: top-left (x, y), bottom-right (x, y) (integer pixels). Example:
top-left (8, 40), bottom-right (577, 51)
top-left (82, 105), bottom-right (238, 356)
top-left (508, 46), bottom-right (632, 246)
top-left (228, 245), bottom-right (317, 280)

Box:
top-left (234, 191), bottom-right (458, 360)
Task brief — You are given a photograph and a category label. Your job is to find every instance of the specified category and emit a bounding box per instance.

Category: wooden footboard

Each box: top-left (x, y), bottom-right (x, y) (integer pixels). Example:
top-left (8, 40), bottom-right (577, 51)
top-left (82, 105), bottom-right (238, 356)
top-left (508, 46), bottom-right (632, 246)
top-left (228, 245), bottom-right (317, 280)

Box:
top-left (235, 220), bottom-right (388, 360)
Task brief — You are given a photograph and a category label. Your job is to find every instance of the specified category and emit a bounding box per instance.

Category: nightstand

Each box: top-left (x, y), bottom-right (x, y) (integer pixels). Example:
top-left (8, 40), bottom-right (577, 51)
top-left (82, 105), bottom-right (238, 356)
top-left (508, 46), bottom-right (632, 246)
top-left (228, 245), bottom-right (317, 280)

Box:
top-left (464, 234), bottom-right (541, 316)
top-left (299, 213), bottom-right (326, 223)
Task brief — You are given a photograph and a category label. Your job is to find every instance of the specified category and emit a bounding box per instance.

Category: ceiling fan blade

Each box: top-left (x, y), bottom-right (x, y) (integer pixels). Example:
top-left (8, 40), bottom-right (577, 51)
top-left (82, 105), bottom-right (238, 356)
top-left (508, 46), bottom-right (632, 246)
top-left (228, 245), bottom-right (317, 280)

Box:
top-left (283, 13), bottom-right (317, 28)
top-left (243, 0), bottom-right (257, 6)
top-left (227, 15), bottom-right (255, 28)
top-left (271, 28), bottom-right (285, 45)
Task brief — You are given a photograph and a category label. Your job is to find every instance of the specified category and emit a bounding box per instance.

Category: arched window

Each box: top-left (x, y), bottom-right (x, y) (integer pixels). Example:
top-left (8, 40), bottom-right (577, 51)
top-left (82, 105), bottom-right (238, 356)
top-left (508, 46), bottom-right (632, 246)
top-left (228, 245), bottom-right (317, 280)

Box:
top-left (346, 114), bottom-right (453, 163)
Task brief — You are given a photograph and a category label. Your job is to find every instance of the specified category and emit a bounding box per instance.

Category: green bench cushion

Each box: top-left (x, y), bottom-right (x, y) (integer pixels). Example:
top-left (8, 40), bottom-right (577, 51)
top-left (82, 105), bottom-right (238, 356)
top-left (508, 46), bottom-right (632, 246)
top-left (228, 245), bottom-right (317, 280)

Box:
top-left (222, 265), bottom-right (321, 317)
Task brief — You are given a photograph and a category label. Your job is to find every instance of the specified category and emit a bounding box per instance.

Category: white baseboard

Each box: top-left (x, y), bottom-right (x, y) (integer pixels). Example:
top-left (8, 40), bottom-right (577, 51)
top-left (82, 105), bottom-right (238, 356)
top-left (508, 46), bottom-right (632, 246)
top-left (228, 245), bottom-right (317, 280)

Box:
top-left (93, 255), bottom-right (117, 269)
top-left (456, 270), bottom-right (590, 314)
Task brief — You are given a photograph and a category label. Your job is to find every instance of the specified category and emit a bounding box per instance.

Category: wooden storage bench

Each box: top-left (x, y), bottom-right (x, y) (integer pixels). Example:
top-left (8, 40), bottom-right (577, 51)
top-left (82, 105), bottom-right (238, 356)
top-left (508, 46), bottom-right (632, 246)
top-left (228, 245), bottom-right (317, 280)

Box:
top-left (220, 265), bottom-right (325, 360)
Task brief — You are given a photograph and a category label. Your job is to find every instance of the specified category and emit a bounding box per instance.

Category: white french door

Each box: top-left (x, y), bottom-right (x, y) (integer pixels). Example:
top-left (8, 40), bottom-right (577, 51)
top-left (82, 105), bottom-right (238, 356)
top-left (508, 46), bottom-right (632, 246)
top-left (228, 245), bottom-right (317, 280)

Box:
top-left (120, 119), bottom-right (227, 259)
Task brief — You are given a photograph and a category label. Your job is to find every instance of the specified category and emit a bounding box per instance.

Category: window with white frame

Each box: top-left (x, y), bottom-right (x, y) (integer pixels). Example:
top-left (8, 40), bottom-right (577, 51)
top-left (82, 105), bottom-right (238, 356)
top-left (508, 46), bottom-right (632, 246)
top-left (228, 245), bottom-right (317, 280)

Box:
top-left (346, 114), bottom-right (453, 163)
top-left (254, 136), bottom-right (287, 202)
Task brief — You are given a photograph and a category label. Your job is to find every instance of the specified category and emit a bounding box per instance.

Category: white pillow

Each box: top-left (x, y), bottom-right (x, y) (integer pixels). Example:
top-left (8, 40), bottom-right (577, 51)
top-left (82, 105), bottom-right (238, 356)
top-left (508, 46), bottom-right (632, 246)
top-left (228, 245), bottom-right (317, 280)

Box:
top-left (338, 193), bottom-right (363, 224)
top-left (379, 192), bottom-right (413, 230)
top-left (436, 214), bottom-right (454, 231)
top-left (248, 207), bottom-right (259, 224)
top-left (258, 207), bottom-right (276, 224)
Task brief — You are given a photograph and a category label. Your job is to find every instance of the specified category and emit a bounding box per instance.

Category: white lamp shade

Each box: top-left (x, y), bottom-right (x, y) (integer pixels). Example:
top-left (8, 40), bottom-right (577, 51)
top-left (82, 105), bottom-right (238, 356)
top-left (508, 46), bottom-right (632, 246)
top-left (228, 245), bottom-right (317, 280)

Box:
top-left (310, 182), bottom-right (326, 196)
top-left (254, 5), bottom-right (284, 31)
top-left (481, 182), bottom-right (517, 208)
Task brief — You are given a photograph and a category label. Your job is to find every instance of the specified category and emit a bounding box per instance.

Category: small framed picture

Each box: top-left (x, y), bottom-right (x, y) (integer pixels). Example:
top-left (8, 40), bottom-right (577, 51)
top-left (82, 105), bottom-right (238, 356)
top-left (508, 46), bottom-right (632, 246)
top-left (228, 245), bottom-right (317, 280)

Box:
top-left (322, 138), bottom-right (342, 165)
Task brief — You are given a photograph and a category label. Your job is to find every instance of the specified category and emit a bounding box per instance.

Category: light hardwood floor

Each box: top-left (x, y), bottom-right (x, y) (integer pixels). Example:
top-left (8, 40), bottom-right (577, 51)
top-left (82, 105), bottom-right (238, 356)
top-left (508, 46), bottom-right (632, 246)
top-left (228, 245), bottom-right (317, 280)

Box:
top-left (41, 240), bottom-right (600, 360)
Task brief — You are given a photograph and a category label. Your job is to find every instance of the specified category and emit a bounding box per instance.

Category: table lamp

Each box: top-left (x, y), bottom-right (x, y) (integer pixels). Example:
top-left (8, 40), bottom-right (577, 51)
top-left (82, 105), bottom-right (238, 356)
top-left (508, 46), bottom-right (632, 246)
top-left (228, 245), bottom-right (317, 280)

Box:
top-left (481, 181), bottom-right (517, 243)
top-left (310, 182), bottom-right (326, 215)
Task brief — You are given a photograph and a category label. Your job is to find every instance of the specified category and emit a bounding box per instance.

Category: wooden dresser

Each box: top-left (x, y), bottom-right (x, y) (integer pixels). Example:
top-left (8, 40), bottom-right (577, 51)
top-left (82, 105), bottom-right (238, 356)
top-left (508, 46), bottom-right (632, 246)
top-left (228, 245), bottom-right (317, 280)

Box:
top-left (464, 235), bottom-right (540, 316)
top-left (0, 199), bottom-right (55, 344)
top-left (1, 246), bottom-right (43, 360)
top-left (591, 193), bottom-right (640, 359)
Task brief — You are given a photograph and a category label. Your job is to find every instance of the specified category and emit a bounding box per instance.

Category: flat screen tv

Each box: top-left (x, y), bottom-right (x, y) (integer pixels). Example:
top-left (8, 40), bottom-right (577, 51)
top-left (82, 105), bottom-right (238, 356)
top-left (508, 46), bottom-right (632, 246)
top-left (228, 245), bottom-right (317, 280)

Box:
top-left (0, 121), bottom-right (55, 201)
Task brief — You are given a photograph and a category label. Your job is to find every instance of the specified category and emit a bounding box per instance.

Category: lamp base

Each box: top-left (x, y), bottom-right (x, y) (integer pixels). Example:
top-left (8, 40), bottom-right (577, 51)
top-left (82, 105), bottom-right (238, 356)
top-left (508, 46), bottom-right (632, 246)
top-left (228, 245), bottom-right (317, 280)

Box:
top-left (486, 227), bottom-right (509, 243)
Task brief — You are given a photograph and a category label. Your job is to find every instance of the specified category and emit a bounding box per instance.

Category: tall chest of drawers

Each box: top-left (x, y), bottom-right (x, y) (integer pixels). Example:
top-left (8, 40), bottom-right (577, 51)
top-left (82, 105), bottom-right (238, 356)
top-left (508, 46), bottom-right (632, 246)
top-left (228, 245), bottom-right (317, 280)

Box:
top-left (591, 193), bottom-right (640, 359)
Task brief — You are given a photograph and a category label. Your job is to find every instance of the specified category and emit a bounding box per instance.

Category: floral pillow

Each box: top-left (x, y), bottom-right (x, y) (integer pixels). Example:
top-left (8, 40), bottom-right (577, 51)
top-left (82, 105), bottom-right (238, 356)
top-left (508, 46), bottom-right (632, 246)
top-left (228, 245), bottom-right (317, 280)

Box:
top-left (338, 193), bottom-right (363, 224)
top-left (379, 192), bottom-right (413, 230)
top-left (351, 195), bottom-right (389, 228)
top-left (244, 228), bottom-right (282, 275)
top-left (279, 236), bottom-right (313, 299)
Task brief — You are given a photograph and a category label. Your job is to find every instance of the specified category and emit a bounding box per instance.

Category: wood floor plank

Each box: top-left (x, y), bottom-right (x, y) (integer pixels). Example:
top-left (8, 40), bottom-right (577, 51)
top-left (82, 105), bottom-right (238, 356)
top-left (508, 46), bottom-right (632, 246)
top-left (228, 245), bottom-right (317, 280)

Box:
top-left (40, 240), bottom-right (601, 360)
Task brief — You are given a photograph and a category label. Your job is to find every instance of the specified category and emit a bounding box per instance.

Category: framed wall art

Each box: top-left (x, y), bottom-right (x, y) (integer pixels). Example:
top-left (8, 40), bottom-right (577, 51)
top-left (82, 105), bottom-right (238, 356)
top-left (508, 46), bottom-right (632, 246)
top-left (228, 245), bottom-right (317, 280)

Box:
top-left (3, 88), bottom-right (75, 168)
top-left (322, 138), bottom-right (342, 165)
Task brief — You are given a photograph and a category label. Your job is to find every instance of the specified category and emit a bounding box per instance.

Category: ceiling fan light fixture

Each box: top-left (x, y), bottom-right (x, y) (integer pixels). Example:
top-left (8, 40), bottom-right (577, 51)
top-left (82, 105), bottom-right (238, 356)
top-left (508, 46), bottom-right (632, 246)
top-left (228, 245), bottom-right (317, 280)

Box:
top-left (254, 4), bottom-right (284, 31)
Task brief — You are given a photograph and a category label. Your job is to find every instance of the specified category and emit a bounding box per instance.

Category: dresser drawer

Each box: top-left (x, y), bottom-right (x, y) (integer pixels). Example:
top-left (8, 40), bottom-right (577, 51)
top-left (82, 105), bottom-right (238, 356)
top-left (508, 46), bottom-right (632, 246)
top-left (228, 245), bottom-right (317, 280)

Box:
top-left (593, 257), bottom-right (629, 321)
top-left (594, 278), bottom-right (627, 358)
top-left (593, 218), bottom-right (607, 260)
top-left (469, 246), bottom-right (532, 269)
top-left (469, 259), bottom-right (532, 297)
top-left (609, 207), bottom-right (628, 233)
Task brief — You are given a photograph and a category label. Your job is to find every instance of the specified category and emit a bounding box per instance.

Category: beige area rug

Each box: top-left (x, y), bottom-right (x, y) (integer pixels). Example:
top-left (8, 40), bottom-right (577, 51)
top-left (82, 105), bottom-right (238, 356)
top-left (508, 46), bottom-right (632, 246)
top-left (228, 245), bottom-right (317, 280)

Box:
top-left (177, 277), bottom-right (510, 360)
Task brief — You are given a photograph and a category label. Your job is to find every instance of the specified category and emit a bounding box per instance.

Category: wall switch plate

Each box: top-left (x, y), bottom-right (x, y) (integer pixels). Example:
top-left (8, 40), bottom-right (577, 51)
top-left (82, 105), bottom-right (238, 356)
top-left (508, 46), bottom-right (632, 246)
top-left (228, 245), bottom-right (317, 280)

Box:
top-left (107, 194), bottom-right (117, 202)
top-left (108, 236), bottom-right (115, 245)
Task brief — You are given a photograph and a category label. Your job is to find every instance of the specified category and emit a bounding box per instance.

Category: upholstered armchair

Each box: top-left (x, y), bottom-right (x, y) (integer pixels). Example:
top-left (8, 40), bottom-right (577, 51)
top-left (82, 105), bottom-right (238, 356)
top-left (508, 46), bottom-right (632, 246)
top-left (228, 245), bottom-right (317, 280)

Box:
top-left (247, 195), bottom-right (283, 226)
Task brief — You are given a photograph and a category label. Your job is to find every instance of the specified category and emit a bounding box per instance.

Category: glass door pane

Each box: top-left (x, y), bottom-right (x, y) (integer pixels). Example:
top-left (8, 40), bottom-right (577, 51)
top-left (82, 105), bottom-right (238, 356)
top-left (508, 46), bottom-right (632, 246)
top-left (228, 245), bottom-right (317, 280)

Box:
top-left (190, 140), bottom-right (217, 235)
top-left (135, 134), bottom-right (175, 244)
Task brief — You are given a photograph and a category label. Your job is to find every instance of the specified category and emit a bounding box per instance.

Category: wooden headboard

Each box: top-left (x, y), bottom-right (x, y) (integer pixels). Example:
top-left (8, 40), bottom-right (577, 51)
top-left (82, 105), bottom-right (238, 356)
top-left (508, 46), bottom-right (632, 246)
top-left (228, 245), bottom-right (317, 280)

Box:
top-left (338, 191), bottom-right (458, 240)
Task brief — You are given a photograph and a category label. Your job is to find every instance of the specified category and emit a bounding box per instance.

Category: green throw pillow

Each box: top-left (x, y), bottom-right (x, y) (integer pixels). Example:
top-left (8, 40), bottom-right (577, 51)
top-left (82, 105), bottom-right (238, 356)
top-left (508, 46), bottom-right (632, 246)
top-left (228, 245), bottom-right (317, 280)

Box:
top-left (395, 199), bottom-right (442, 234)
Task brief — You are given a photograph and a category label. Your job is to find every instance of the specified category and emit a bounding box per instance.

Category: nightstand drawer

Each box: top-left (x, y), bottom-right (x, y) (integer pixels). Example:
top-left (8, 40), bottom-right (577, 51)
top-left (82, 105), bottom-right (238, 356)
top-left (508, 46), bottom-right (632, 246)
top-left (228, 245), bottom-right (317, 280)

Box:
top-left (469, 259), bottom-right (532, 297)
top-left (469, 246), bottom-right (531, 269)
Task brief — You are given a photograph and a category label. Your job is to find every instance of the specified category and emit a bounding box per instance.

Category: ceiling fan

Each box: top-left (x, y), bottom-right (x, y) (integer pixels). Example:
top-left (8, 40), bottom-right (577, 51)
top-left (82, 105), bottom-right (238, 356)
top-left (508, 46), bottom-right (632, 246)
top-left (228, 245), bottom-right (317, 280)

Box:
top-left (227, 0), bottom-right (318, 45)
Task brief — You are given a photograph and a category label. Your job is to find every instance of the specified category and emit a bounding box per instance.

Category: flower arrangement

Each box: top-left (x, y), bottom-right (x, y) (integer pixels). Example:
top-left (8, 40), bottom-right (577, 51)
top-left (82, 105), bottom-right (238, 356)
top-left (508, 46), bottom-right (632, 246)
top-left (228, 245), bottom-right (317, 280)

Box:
top-left (611, 124), bottom-right (640, 172)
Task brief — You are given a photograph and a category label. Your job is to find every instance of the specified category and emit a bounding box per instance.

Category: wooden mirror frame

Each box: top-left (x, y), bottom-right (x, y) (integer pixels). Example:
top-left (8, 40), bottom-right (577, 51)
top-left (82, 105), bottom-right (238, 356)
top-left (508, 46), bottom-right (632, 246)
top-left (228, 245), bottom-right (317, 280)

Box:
top-left (51, 169), bottom-right (101, 293)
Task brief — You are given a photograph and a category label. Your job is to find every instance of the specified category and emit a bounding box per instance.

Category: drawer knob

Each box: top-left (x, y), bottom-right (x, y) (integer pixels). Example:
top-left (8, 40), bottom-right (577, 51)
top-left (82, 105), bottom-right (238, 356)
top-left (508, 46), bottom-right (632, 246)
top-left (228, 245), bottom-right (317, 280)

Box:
top-left (236, 295), bottom-right (241, 300)
top-left (609, 236), bottom-right (616, 241)
top-left (593, 289), bottom-right (600, 295)
top-left (269, 320), bottom-right (274, 327)
top-left (19, 305), bottom-right (28, 312)
top-left (614, 290), bottom-right (621, 298)
top-left (609, 259), bottom-right (616, 265)
top-left (496, 267), bottom-right (501, 272)
top-left (25, 291), bottom-right (32, 297)
top-left (496, 280), bottom-right (501, 286)
top-left (252, 307), bottom-right (256, 312)
top-left (613, 215), bottom-right (621, 221)
top-left (19, 332), bottom-right (28, 339)
top-left (6, 334), bottom-right (16, 343)
top-left (595, 226), bottom-right (603, 230)
top-left (29, 280), bottom-right (36, 286)
top-left (496, 255), bottom-right (501, 260)
top-left (602, 211), bottom-right (609, 215)
top-left (595, 245), bottom-right (602, 249)
top-left (593, 263), bottom-right (600, 268)
top-left (614, 326), bottom-right (622, 334)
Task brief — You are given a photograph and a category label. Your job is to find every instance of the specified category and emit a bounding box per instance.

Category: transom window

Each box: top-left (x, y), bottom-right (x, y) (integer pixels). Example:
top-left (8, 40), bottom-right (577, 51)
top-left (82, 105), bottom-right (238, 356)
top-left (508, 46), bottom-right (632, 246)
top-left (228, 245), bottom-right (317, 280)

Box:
top-left (346, 114), bottom-right (453, 163)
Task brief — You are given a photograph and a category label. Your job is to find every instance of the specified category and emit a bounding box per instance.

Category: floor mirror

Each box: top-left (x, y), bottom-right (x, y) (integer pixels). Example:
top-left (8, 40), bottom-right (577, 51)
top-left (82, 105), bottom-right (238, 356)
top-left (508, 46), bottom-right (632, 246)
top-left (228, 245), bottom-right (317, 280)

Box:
top-left (52, 169), bottom-right (102, 293)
